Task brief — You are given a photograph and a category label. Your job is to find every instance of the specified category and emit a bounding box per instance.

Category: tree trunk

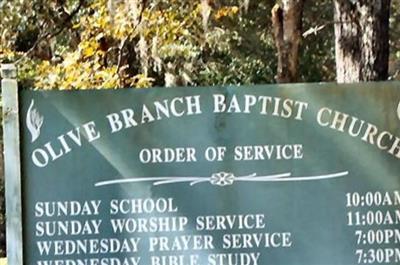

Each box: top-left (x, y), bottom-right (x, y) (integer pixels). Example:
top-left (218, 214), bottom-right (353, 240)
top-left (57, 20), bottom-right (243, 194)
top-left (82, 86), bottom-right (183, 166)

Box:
top-left (271, 0), bottom-right (305, 83)
top-left (334, 0), bottom-right (390, 83)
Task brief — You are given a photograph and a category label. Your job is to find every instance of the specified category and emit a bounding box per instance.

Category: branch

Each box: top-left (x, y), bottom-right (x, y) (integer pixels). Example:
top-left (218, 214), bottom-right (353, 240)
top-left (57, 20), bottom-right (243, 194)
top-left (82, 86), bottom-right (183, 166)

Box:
top-left (302, 20), bottom-right (359, 38)
top-left (51, 0), bottom-right (85, 37)
top-left (16, 0), bottom-right (85, 64)
top-left (302, 24), bottom-right (326, 37)
top-left (117, 37), bottom-right (128, 72)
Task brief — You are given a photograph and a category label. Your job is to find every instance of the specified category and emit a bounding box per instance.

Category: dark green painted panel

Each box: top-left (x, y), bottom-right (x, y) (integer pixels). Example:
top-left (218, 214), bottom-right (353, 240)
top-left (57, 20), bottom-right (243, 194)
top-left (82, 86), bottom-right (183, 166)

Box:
top-left (19, 82), bottom-right (400, 265)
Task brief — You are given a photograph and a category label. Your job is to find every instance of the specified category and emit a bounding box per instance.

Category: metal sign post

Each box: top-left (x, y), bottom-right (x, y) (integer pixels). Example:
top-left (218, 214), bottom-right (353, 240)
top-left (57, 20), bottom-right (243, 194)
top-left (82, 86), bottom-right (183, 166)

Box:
top-left (1, 64), bottom-right (23, 265)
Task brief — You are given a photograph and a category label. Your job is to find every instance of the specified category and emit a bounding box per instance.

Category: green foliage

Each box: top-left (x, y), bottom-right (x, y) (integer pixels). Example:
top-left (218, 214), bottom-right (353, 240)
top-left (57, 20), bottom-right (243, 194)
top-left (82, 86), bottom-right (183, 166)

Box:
top-left (1, 0), bottom-right (399, 89)
top-left (300, 1), bottom-right (336, 82)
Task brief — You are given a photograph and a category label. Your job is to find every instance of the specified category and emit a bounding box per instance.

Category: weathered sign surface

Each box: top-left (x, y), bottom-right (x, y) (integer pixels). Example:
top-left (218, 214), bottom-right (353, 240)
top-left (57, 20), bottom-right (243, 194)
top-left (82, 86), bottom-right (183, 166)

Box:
top-left (4, 82), bottom-right (400, 265)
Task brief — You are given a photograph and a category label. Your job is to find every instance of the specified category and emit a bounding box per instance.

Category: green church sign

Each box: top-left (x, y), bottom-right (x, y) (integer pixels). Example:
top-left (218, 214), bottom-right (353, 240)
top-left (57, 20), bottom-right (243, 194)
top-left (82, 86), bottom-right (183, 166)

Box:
top-left (2, 69), bottom-right (400, 265)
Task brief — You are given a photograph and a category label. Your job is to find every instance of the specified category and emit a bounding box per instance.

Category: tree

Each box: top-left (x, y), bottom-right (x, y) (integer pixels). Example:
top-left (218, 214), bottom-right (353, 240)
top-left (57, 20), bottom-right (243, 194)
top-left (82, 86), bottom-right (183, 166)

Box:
top-left (334, 0), bottom-right (391, 83)
top-left (271, 0), bottom-right (305, 83)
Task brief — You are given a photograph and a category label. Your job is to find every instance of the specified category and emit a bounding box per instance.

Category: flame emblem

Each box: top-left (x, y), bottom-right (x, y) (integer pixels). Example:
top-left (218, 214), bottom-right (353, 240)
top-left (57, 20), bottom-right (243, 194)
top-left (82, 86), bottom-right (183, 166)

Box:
top-left (26, 100), bottom-right (44, 143)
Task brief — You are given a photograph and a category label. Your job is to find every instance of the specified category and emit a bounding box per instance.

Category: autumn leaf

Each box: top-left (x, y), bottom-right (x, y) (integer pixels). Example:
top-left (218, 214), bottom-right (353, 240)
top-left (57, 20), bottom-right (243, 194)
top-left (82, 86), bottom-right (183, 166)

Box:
top-left (214, 6), bottom-right (239, 20)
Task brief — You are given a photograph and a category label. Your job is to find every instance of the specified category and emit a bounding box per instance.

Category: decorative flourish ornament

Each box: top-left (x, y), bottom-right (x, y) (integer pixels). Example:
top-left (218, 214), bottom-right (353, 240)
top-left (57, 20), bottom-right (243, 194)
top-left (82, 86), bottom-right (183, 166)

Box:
top-left (26, 100), bottom-right (44, 143)
top-left (210, 172), bottom-right (235, 186)
top-left (95, 171), bottom-right (349, 187)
